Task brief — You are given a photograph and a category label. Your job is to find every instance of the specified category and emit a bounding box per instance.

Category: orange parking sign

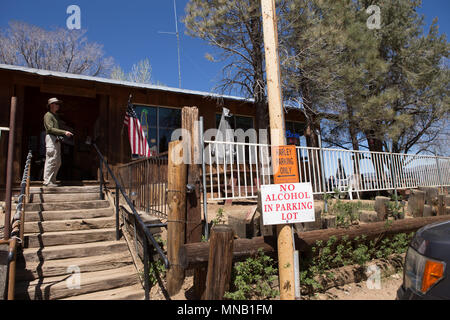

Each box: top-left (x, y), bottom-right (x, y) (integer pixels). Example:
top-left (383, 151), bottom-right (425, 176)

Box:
top-left (272, 145), bottom-right (299, 184)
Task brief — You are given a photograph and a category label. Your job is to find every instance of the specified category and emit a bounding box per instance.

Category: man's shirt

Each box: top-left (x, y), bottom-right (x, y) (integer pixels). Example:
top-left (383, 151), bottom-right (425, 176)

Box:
top-left (44, 111), bottom-right (66, 136)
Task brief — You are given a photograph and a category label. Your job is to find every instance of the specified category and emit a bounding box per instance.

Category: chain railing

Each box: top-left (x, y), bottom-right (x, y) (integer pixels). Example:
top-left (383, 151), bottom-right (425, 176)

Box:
top-left (1, 150), bottom-right (32, 300)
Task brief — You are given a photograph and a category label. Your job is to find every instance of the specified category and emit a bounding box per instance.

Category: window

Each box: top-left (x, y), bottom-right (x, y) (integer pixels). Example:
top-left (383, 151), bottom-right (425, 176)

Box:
top-left (134, 105), bottom-right (181, 155)
top-left (215, 114), bottom-right (254, 131)
top-left (285, 121), bottom-right (305, 146)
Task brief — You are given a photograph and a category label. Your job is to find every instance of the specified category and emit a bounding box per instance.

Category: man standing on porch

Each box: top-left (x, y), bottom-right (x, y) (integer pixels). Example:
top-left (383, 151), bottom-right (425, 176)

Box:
top-left (43, 98), bottom-right (73, 186)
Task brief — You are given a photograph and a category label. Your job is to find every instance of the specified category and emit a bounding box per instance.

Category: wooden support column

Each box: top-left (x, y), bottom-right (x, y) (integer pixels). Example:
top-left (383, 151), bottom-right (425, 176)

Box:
top-left (166, 140), bottom-right (188, 296)
top-left (261, 0), bottom-right (296, 300)
top-left (203, 225), bottom-right (234, 300)
top-left (13, 86), bottom-right (24, 183)
top-left (4, 97), bottom-right (17, 240)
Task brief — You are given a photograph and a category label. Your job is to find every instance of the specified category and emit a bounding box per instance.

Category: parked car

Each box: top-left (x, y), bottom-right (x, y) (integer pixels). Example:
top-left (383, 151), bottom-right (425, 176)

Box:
top-left (397, 220), bottom-right (450, 300)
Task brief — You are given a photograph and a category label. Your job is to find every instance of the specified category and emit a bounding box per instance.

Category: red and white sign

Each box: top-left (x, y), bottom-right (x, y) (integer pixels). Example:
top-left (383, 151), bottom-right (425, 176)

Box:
top-left (261, 183), bottom-right (315, 225)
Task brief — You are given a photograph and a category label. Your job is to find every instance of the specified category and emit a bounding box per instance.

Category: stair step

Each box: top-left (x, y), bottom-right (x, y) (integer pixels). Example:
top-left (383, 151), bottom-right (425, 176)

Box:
top-left (23, 200), bottom-right (110, 212)
top-left (21, 240), bottom-right (128, 262)
top-left (24, 193), bottom-right (100, 203)
top-left (24, 228), bottom-right (117, 248)
top-left (24, 217), bottom-right (116, 233)
top-left (29, 186), bottom-right (100, 194)
top-left (15, 265), bottom-right (140, 300)
top-left (62, 284), bottom-right (145, 300)
top-left (16, 252), bottom-right (133, 281)
top-left (25, 208), bottom-right (114, 222)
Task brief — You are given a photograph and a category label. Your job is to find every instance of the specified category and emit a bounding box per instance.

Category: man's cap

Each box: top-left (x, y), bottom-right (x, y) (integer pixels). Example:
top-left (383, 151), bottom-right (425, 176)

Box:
top-left (47, 97), bottom-right (63, 106)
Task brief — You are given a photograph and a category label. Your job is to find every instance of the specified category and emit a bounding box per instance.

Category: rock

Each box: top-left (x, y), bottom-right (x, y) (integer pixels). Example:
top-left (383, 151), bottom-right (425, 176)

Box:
top-left (375, 196), bottom-right (390, 221)
top-left (359, 210), bottom-right (378, 223)
top-left (407, 190), bottom-right (425, 218)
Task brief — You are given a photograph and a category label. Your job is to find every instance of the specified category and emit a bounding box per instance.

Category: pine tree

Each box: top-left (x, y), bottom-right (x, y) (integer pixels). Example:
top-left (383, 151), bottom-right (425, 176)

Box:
top-left (183, 0), bottom-right (269, 131)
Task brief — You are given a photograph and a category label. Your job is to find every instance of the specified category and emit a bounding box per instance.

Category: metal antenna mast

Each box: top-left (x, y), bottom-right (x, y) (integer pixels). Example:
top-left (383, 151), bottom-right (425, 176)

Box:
top-left (158, 0), bottom-right (182, 88)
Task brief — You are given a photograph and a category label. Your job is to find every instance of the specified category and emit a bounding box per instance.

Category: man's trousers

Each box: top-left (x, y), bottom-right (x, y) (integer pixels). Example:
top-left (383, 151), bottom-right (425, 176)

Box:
top-left (43, 134), bottom-right (61, 185)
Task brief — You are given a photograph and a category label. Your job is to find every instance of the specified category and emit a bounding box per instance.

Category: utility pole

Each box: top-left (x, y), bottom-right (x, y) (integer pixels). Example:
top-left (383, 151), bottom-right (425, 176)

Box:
top-left (261, 0), bottom-right (296, 300)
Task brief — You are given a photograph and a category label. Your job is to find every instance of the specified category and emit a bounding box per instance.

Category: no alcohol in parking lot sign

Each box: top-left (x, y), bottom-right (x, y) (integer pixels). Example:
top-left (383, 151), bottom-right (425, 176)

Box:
top-left (261, 182), bottom-right (315, 225)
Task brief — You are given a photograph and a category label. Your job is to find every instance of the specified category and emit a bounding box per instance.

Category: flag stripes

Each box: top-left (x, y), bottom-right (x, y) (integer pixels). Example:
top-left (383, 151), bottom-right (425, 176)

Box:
top-left (124, 102), bottom-right (152, 157)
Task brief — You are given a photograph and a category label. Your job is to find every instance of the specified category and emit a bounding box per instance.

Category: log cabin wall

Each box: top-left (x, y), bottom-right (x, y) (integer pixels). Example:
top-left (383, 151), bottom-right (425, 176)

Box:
top-left (0, 65), bottom-right (306, 187)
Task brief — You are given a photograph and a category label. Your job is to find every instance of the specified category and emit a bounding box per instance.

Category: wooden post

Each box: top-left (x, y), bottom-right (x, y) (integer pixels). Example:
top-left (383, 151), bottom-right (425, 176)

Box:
top-left (166, 140), bottom-right (188, 296)
top-left (182, 107), bottom-right (202, 243)
top-left (203, 225), bottom-right (234, 300)
top-left (7, 238), bottom-right (16, 300)
top-left (261, 0), bottom-right (296, 300)
top-left (181, 106), bottom-right (206, 299)
top-left (4, 97), bottom-right (17, 240)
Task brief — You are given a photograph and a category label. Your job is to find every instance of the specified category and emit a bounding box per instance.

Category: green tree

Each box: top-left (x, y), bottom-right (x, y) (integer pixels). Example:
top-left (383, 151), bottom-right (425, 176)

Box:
top-left (328, 0), bottom-right (449, 154)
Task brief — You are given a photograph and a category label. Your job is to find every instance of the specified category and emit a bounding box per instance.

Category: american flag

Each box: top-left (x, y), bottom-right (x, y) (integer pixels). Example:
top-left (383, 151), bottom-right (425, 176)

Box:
top-left (124, 100), bottom-right (152, 157)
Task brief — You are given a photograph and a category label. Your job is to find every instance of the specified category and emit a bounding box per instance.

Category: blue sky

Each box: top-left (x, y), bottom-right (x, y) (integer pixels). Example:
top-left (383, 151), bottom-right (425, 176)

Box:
top-left (1, 0), bottom-right (449, 96)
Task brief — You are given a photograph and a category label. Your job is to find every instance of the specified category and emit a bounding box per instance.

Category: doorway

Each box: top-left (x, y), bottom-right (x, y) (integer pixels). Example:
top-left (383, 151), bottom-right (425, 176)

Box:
top-left (23, 87), bottom-right (100, 182)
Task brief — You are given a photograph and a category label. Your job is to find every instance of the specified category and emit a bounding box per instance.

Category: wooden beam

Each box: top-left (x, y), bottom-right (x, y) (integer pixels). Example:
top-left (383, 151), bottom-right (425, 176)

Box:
top-left (40, 83), bottom-right (96, 98)
top-left (179, 215), bottom-right (450, 270)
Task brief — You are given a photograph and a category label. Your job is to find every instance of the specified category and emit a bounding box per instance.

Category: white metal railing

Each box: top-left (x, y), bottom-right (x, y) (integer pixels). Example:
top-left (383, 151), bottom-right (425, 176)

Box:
top-left (203, 140), bottom-right (450, 201)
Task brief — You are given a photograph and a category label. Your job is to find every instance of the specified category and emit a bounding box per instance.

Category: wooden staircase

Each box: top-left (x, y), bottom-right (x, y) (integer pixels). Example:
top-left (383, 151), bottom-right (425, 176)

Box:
top-left (13, 185), bottom-right (145, 300)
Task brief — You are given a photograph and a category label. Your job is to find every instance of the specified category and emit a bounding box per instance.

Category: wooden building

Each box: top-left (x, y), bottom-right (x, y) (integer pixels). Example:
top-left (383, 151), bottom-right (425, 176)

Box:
top-left (0, 64), bottom-right (306, 185)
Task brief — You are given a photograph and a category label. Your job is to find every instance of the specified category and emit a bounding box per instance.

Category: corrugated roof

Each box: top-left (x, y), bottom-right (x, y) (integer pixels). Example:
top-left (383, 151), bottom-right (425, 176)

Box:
top-left (0, 63), bottom-right (254, 103)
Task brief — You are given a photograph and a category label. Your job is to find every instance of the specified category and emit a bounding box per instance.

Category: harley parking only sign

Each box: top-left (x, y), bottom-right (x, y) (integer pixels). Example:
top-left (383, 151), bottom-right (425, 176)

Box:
top-left (261, 182), bottom-right (315, 225)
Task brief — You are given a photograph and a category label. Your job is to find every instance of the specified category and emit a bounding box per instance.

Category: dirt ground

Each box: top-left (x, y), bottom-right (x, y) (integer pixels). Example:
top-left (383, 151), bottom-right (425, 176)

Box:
top-left (149, 271), bottom-right (403, 300)
top-left (309, 272), bottom-right (403, 300)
